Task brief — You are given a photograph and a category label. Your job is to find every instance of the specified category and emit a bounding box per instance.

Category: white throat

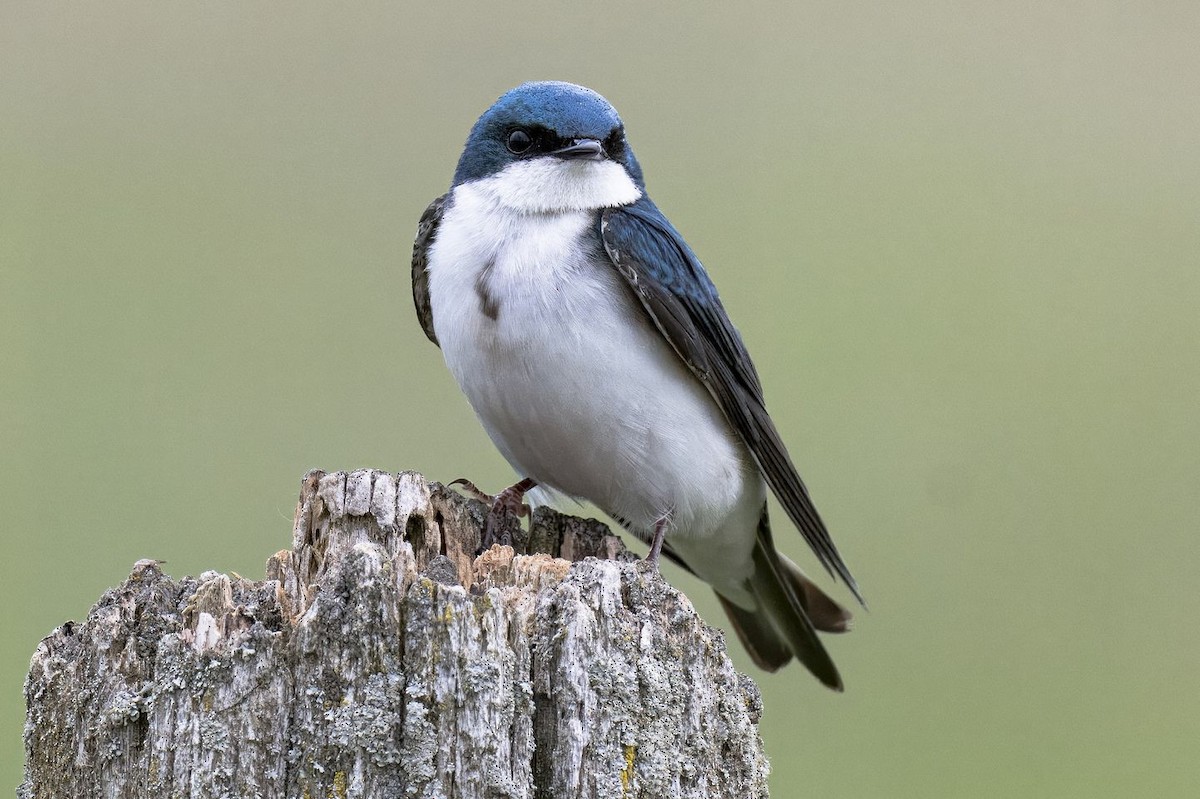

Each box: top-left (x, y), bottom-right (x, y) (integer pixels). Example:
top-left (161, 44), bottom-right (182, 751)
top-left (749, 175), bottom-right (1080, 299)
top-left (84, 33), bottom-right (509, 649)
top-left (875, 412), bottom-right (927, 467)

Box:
top-left (467, 157), bottom-right (641, 214)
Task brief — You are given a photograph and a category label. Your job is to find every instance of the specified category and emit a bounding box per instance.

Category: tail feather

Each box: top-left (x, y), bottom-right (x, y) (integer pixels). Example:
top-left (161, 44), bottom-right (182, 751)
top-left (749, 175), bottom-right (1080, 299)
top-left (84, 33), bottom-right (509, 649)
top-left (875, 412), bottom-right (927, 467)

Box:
top-left (717, 511), bottom-right (852, 689)
top-left (785, 556), bottom-right (853, 634)
top-left (717, 594), bottom-right (792, 672)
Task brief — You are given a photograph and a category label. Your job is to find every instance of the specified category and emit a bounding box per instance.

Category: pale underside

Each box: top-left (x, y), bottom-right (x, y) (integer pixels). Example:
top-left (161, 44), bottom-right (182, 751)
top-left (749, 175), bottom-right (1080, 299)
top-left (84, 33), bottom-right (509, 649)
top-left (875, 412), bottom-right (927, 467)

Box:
top-left (426, 157), bottom-right (764, 602)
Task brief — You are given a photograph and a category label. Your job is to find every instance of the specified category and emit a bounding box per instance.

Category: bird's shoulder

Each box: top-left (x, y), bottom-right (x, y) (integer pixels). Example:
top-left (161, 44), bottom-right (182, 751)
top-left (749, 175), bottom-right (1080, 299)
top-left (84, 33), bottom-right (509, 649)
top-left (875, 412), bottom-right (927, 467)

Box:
top-left (599, 198), bottom-right (762, 397)
top-left (412, 193), bottom-right (450, 346)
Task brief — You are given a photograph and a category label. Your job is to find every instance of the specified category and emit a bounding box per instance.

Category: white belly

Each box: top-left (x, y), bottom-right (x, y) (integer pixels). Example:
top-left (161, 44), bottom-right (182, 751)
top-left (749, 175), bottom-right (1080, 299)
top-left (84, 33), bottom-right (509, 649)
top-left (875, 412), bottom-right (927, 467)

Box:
top-left (426, 182), bottom-right (763, 593)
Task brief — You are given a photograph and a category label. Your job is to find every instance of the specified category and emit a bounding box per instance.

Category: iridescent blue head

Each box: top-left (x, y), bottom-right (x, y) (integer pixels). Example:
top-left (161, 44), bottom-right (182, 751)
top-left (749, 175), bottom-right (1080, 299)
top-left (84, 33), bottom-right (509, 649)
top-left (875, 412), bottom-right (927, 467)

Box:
top-left (451, 82), bottom-right (645, 212)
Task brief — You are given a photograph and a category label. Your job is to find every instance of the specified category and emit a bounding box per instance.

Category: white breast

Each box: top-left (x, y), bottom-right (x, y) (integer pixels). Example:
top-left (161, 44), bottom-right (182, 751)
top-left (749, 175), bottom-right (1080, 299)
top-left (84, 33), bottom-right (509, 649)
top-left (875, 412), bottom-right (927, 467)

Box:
top-left (425, 166), bottom-right (764, 596)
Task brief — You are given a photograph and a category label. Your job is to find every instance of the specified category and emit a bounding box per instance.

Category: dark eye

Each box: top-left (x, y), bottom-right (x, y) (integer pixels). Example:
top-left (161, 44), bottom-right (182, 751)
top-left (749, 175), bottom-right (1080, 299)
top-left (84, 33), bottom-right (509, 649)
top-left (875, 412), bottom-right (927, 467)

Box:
top-left (605, 128), bottom-right (626, 157)
top-left (506, 129), bottom-right (533, 154)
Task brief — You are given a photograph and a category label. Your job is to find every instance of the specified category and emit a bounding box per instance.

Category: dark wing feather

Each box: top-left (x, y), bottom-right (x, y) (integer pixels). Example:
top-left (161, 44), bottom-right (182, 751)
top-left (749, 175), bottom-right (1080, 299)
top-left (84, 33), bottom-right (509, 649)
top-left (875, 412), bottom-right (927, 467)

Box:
top-left (411, 194), bottom-right (448, 346)
top-left (600, 199), bottom-right (864, 605)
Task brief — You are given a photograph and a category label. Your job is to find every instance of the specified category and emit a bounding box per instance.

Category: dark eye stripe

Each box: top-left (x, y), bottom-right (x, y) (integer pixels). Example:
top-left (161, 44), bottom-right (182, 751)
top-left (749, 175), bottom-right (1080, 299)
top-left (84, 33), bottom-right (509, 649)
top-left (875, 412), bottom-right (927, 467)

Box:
top-left (506, 126), bottom-right (618, 157)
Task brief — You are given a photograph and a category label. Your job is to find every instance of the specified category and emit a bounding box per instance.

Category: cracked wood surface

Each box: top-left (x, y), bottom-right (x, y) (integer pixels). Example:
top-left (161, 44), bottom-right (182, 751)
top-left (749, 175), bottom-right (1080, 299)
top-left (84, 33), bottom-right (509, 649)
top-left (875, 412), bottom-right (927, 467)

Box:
top-left (20, 469), bottom-right (770, 798)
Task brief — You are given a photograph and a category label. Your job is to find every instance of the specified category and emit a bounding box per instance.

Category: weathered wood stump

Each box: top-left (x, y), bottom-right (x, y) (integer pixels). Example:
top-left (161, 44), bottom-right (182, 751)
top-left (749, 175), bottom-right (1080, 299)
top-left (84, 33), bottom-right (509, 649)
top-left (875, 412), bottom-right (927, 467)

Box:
top-left (21, 469), bottom-right (769, 798)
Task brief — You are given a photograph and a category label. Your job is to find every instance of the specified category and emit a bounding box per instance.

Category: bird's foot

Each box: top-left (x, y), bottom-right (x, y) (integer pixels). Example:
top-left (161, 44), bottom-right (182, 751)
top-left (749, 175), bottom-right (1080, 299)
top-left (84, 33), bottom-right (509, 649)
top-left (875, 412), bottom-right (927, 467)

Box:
top-left (643, 511), bottom-right (672, 570)
top-left (451, 477), bottom-right (537, 552)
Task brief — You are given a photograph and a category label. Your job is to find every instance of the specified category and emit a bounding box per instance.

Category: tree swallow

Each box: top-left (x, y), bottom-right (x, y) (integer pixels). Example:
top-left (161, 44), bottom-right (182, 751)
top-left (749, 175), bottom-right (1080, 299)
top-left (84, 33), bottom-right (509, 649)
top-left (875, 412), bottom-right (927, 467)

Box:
top-left (412, 81), bottom-right (862, 689)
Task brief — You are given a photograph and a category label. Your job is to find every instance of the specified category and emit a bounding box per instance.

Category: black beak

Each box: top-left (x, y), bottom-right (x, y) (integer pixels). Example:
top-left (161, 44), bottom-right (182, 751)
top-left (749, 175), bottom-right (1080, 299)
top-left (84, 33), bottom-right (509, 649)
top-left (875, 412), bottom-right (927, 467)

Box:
top-left (552, 138), bottom-right (605, 161)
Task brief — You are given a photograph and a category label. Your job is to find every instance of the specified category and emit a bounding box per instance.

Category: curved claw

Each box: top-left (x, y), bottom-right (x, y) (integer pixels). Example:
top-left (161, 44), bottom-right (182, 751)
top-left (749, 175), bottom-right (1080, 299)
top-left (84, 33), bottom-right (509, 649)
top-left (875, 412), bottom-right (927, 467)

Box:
top-left (449, 478), bottom-right (493, 505)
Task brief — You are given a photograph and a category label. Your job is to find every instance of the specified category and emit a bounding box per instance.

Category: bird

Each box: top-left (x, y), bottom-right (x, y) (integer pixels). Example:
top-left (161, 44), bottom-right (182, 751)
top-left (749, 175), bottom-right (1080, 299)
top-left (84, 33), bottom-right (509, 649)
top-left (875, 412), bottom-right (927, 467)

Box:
top-left (411, 81), bottom-right (862, 689)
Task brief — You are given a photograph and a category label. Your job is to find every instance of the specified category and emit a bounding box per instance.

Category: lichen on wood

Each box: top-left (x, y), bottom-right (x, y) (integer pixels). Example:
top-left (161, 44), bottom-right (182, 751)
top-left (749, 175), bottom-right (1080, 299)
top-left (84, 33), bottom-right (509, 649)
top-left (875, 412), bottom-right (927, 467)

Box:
top-left (21, 469), bottom-right (770, 798)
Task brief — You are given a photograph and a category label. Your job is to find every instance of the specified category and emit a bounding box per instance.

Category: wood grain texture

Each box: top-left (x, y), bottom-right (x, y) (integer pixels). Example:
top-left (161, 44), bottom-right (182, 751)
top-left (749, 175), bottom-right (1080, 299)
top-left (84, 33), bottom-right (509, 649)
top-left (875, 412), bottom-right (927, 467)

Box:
top-left (21, 469), bottom-right (769, 799)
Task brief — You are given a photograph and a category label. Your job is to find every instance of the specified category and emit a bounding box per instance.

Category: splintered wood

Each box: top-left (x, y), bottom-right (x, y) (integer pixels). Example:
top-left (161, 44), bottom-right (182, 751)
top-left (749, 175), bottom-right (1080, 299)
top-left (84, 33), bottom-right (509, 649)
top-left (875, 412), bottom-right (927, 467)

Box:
top-left (21, 470), bottom-right (769, 799)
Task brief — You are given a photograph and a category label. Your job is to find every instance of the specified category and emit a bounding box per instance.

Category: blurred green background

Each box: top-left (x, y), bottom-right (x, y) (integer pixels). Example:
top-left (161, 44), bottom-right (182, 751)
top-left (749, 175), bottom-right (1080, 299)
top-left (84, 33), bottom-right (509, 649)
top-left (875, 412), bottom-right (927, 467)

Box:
top-left (3, 2), bottom-right (1198, 796)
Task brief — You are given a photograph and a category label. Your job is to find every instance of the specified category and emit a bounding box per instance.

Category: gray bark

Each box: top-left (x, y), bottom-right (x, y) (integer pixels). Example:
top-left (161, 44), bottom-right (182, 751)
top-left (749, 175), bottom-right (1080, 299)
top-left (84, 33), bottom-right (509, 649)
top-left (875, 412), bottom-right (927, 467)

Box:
top-left (21, 469), bottom-right (769, 799)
